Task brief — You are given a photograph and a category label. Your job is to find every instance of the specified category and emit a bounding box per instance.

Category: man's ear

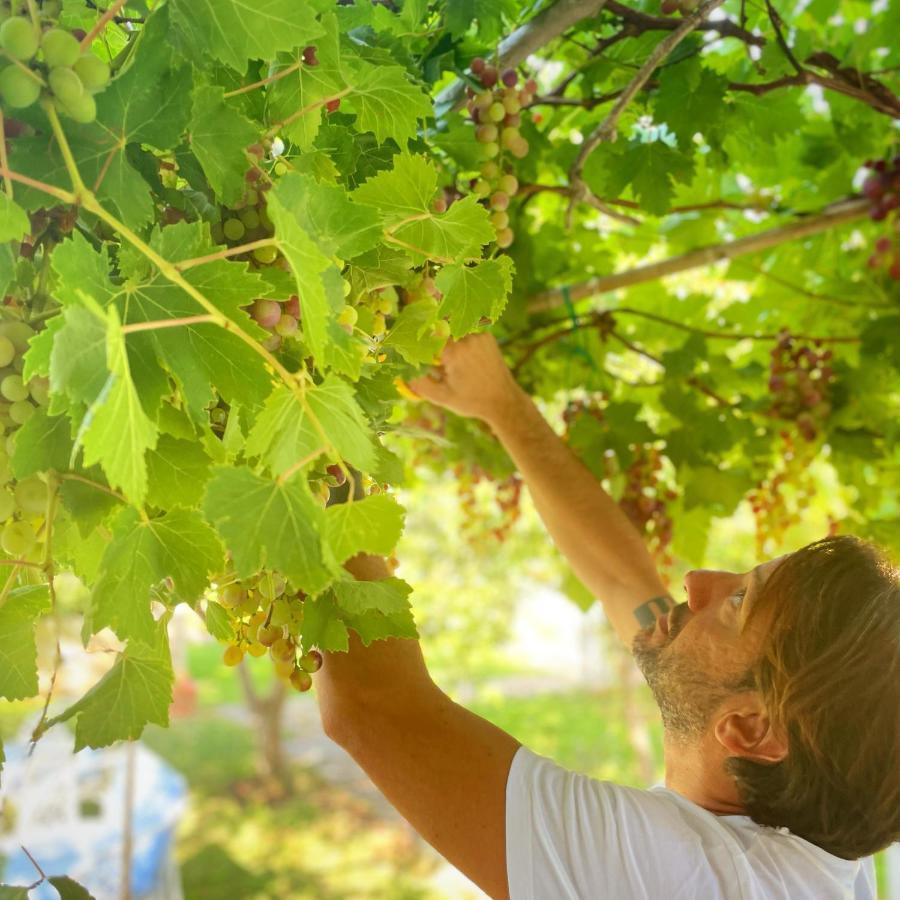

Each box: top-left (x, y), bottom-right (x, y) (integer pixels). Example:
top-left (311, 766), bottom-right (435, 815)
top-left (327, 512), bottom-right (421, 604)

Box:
top-left (714, 698), bottom-right (788, 764)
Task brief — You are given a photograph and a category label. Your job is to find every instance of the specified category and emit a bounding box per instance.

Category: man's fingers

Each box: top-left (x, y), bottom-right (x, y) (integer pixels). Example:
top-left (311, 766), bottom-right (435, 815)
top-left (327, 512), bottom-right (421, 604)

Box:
top-left (408, 372), bottom-right (453, 405)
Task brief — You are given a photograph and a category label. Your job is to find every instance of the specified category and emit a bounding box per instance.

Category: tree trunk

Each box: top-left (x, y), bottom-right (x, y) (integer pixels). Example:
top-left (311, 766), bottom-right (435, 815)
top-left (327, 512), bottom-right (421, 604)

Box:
top-left (237, 663), bottom-right (291, 789)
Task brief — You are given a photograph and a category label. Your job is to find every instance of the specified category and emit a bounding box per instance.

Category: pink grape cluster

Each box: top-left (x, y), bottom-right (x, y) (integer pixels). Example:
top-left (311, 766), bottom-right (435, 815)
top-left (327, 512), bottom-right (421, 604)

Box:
top-left (862, 157), bottom-right (900, 279)
top-left (250, 294), bottom-right (300, 351)
top-left (767, 330), bottom-right (834, 442)
top-left (618, 445), bottom-right (676, 572)
top-left (465, 59), bottom-right (536, 249)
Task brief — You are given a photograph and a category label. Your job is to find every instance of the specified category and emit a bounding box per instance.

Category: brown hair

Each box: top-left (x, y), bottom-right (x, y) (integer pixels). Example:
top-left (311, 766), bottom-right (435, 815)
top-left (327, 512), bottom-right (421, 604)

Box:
top-left (726, 535), bottom-right (900, 859)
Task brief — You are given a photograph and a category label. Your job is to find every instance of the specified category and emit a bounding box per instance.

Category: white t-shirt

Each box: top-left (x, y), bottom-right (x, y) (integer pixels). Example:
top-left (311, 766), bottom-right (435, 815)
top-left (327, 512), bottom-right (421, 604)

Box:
top-left (506, 745), bottom-right (877, 900)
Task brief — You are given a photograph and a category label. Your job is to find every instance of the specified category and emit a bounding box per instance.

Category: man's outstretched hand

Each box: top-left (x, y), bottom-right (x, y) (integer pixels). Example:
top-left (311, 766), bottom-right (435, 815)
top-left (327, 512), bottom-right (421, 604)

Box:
top-left (408, 333), bottom-right (524, 427)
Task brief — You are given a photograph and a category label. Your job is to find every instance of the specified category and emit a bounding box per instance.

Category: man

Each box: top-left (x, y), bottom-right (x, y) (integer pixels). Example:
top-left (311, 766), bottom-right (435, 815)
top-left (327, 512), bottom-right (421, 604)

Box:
top-left (316, 333), bottom-right (899, 899)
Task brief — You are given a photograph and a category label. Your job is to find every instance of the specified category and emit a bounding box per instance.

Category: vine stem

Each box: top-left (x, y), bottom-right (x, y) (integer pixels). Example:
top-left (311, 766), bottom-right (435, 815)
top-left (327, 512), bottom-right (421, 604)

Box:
top-left (79, 0), bottom-right (128, 51)
top-left (266, 87), bottom-right (353, 138)
top-left (21, 845), bottom-right (47, 889)
top-left (121, 314), bottom-right (217, 334)
top-left (0, 563), bottom-right (20, 609)
top-left (0, 558), bottom-right (43, 568)
top-left (224, 61), bottom-right (302, 98)
top-left (0, 111), bottom-right (12, 198)
top-left (0, 167), bottom-right (77, 203)
top-left (175, 238), bottom-right (279, 271)
top-left (277, 448), bottom-right (327, 484)
top-left (43, 105), bottom-right (344, 470)
top-left (60, 471), bottom-right (127, 503)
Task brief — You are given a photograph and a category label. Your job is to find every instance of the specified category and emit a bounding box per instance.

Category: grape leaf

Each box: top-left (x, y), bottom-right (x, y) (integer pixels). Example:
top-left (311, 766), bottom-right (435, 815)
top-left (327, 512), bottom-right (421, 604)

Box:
top-left (51, 232), bottom-right (118, 309)
top-left (10, 410), bottom-right (73, 479)
top-left (170, 0), bottom-right (324, 72)
top-left (392, 194), bottom-right (494, 261)
top-left (77, 307), bottom-right (158, 506)
top-left (49, 305), bottom-right (108, 405)
top-left (204, 601), bottom-right (233, 642)
top-left (0, 196), bottom-right (28, 243)
top-left (0, 885), bottom-right (30, 900)
top-left (332, 576), bottom-right (413, 615)
top-left (384, 298), bottom-right (443, 364)
top-left (299, 594), bottom-right (350, 653)
top-left (603, 141), bottom-right (695, 216)
top-left (190, 83), bottom-right (260, 207)
top-left (48, 876), bottom-right (96, 900)
top-left (324, 493), bottom-right (406, 563)
top-left (203, 467), bottom-right (335, 593)
top-left (347, 64), bottom-right (432, 146)
top-left (47, 617), bottom-right (174, 751)
top-left (0, 245), bottom-right (15, 301)
top-left (146, 435), bottom-right (213, 510)
top-left (246, 376), bottom-right (375, 476)
top-left (342, 606), bottom-right (418, 646)
top-left (437, 256), bottom-right (514, 337)
top-left (0, 586), bottom-right (50, 701)
top-left (353, 152), bottom-right (439, 220)
top-left (653, 60), bottom-right (728, 149)
top-left (59, 466), bottom-right (123, 536)
top-left (90, 507), bottom-right (224, 642)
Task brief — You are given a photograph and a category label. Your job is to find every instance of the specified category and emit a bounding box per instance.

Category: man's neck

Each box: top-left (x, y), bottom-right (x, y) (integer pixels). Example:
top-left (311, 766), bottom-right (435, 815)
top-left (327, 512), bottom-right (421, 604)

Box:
top-left (662, 732), bottom-right (747, 816)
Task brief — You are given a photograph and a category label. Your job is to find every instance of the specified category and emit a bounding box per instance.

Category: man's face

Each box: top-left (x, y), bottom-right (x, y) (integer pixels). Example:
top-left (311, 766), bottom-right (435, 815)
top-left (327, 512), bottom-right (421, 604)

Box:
top-left (632, 555), bottom-right (788, 740)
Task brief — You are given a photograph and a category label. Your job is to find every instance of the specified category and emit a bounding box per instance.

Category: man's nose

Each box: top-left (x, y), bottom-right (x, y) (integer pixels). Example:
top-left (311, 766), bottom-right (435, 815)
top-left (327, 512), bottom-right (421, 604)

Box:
top-left (684, 569), bottom-right (728, 613)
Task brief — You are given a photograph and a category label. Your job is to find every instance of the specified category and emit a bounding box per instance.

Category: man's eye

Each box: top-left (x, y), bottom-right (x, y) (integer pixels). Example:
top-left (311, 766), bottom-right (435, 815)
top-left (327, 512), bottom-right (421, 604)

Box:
top-left (730, 588), bottom-right (747, 608)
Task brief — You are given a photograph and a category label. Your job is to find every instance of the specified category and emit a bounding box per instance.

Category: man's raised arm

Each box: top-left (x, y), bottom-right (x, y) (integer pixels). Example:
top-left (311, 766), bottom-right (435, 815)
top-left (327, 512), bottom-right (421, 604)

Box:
top-left (410, 333), bottom-right (672, 648)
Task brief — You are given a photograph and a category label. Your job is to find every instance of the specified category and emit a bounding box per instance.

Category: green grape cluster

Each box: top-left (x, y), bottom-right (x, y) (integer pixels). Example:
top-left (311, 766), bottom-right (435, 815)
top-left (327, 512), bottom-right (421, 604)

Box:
top-left (0, 5), bottom-right (110, 122)
top-left (214, 567), bottom-right (322, 693)
top-left (465, 60), bottom-right (536, 249)
top-left (0, 320), bottom-right (53, 560)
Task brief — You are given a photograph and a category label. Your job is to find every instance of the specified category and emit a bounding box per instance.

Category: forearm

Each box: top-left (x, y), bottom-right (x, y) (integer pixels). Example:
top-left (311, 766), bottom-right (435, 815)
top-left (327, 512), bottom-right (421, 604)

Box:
top-left (489, 386), bottom-right (669, 643)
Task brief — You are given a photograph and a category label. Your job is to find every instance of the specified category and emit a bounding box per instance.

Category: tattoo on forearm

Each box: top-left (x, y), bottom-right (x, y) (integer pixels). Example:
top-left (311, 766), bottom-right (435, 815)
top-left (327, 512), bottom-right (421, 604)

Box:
top-left (633, 595), bottom-right (674, 628)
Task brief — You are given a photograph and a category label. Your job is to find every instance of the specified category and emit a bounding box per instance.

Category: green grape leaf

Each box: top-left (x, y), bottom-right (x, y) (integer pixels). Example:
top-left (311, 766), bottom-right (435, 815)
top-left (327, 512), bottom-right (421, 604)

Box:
top-left (77, 307), bottom-right (158, 507)
top-left (47, 617), bottom-right (174, 751)
top-left (653, 60), bottom-right (728, 149)
top-left (51, 232), bottom-right (118, 309)
top-left (436, 255), bottom-right (514, 337)
top-left (59, 467), bottom-right (123, 536)
top-left (299, 594), bottom-right (350, 653)
top-left (392, 194), bottom-right (494, 261)
top-left (384, 298), bottom-right (443, 364)
top-left (347, 64), bottom-right (432, 145)
top-left (0, 195), bottom-right (29, 243)
top-left (0, 885), bottom-right (30, 900)
top-left (203, 467), bottom-right (335, 593)
top-left (0, 586), bottom-right (50, 701)
top-left (91, 507), bottom-right (224, 642)
top-left (170, 0), bottom-right (324, 72)
top-left (332, 576), bottom-right (412, 615)
top-left (324, 493), bottom-right (405, 563)
top-left (50, 304), bottom-right (109, 405)
top-left (603, 141), bottom-right (695, 216)
top-left (204, 601), bottom-right (233, 642)
top-left (0, 244), bottom-right (15, 301)
top-left (190, 83), bottom-right (260, 207)
top-left (353, 152), bottom-right (438, 220)
top-left (11, 410), bottom-right (73, 479)
top-left (246, 375), bottom-right (375, 476)
top-left (47, 877), bottom-right (96, 900)
top-left (146, 434), bottom-right (213, 510)
top-left (343, 606), bottom-right (418, 646)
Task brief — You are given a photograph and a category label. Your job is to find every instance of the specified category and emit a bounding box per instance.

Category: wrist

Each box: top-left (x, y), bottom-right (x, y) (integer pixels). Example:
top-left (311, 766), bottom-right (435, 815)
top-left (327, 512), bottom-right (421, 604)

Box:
top-left (484, 381), bottom-right (533, 437)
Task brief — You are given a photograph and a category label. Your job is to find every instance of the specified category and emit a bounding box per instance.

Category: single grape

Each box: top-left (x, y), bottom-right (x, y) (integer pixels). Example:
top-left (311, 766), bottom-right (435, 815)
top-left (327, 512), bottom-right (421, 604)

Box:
top-left (326, 463), bottom-right (346, 485)
top-left (371, 313), bottom-right (386, 336)
top-left (480, 65), bottom-right (498, 89)
top-left (252, 244), bottom-right (278, 265)
top-left (475, 123), bottom-right (498, 144)
top-left (274, 314), bottom-right (297, 337)
top-left (210, 221), bottom-right (225, 244)
top-left (501, 68), bottom-right (518, 88)
top-left (0, 490), bottom-right (13, 523)
top-left (481, 141), bottom-right (500, 159)
top-left (1, 374), bottom-right (27, 402)
top-left (270, 636), bottom-right (296, 662)
top-left (325, 97), bottom-right (340, 113)
top-left (48, 66), bottom-right (83, 105)
top-left (239, 207), bottom-right (260, 229)
top-left (495, 227), bottom-right (514, 248)
top-left (509, 136), bottom-right (529, 159)
top-left (261, 333), bottom-right (282, 352)
top-left (223, 217), bottom-right (245, 241)
top-left (252, 298), bottom-right (281, 330)
top-left (432, 196), bottom-right (447, 213)
top-left (1, 519), bottom-right (35, 557)
top-left (501, 126), bottom-right (520, 149)
top-left (244, 188), bottom-right (260, 206)
top-left (480, 160), bottom-right (499, 179)
top-left (223, 644), bottom-right (244, 666)
top-left (302, 45), bottom-right (318, 66)
top-left (470, 57), bottom-right (485, 75)
top-left (219, 583), bottom-right (246, 609)
top-left (473, 90), bottom-right (493, 110)
top-left (72, 54), bottom-right (110, 91)
top-left (41, 28), bottom-right (80, 67)
top-left (58, 90), bottom-right (95, 122)
top-left (290, 668), bottom-right (313, 692)
top-left (14, 476), bottom-right (47, 514)
top-left (257, 624), bottom-right (283, 647)
top-left (504, 112), bottom-right (521, 127)
top-left (273, 656), bottom-right (295, 678)
top-left (473, 178), bottom-right (491, 197)
top-left (0, 337), bottom-right (14, 368)
top-left (337, 305), bottom-right (357, 332)
top-left (285, 294), bottom-right (300, 318)
top-left (488, 101), bottom-right (506, 123)
top-left (0, 65), bottom-right (41, 108)
top-left (209, 407), bottom-right (228, 427)
top-left (498, 173), bottom-right (519, 195)
top-left (374, 294), bottom-right (393, 314)
top-left (490, 210), bottom-right (509, 230)
top-left (246, 642), bottom-right (268, 658)
top-left (9, 399), bottom-right (33, 425)
top-left (490, 191), bottom-right (509, 211)
top-left (298, 649), bottom-right (322, 674)
top-left (502, 92), bottom-right (520, 115)
top-left (431, 319), bottom-right (451, 340)
top-left (0, 17), bottom-right (38, 61)
top-left (235, 591), bottom-right (259, 617)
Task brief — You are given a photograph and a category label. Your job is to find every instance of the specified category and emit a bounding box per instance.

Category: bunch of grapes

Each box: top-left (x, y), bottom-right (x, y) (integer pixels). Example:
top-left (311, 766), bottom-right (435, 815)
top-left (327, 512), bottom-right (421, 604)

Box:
top-left (0, 4), bottom-right (110, 123)
top-left (766, 330), bottom-right (834, 442)
top-left (861, 157), bottom-right (900, 279)
top-left (561, 394), bottom-right (607, 432)
top-left (747, 432), bottom-right (816, 559)
top-left (465, 59), bottom-right (536, 249)
top-left (0, 319), bottom-right (54, 560)
top-left (454, 463), bottom-right (524, 544)
top-left (215, 568), bottom-right (323, 693)
top-left (660, 0), bottom-right (700, 14)
top-left (618, 445), bottom-right (676, 572)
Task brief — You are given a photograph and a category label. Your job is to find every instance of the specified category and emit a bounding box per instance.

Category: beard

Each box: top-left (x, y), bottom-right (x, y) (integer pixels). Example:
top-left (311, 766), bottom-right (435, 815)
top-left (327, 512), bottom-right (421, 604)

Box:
top-left (632, 603), bottom-right (752, 740)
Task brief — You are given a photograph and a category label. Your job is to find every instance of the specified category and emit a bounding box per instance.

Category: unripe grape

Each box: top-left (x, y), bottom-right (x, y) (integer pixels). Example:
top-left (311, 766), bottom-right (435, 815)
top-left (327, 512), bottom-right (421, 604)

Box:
top-left (337, 305), bottom-right (357, 330)
top-left (0, 491), bottom-right (13, 522)
top-left (431, 319), bottom-right (451, 340)
top-left (72, 54), bottom-right (110, 91)
top-left (480, 160), bottom-right (499, 179)
top-left (15, 476), bottom-right (48, 514)
top-left (1, 374), bottom-right (27, 402)
top-left (481, 141), bottom-right (499, 159)
top-left (246, 642), bottom-right (267, 658)
top-left (58, 90), bottom-right (96, 122)
top-left (252, 244), bottom-right (278, 265)
top-left (9, 399), bottom-right (33, 425)
top-left (261, 333), bottom-right (281, 351)
top-left (0, 337), bottom-right (14, 368)
top-left (299, 649), bottom-right (323, 673)
top-left (274, 313), bottom-right (297, 337)
top-left (252, 298), bottom-right (281, 329)
top-left (239, 206), bottom-right (260, 229)
top-left (490, 191), bottom-right (509, 211)
top-left (495, 227), bottom-right (514, 248)
top-left (371, 313), bottom-right (386, 336)
top-left (290, 668), bottom-right (313, 692)
top-left (475, 123), bottom-right (498, 144)
top-left (210, 221), bottom-right (225, 244)
top-left (284, 294), bottom-right (300, 318)
top-left (0, 17), bottom-right (38, 61)
top-left (41, 28), bottom-right (80, 67)
top-left (500, 126), bottom-right (519, 149)
top-left (488, 101), bottom-right (506, 123)
top-left (473, 90), bottom-right (493, 110)
top-left (223, 217), bottom-right (245, 241)
top-left (257, 624), bottom-right (282, 646)
top-left (0, 65), bottom-right (40, 108)
top-left (502, 93), bottom-right (520, 115)
top-left (1, 519), bottom-right (35, 557)
top-left (490, 210), bottom-right (509, 230)
top-left (223, 644), bottom-right (244, 666)
top-left (509, 136), bottom-right (530, 159)
top-left (48, 66), bottom-right (83, 105)
top-left (473, 178), bottom-right (491, 197)
top-left (273, 657), bottom-right (295, 678)
top-left (270, 636), bottom-right (295, 662)
top-left (498, 173), bottom-right (518, 195)
top-left (432, 196), bottom-right (447, 213)
top-left (504, 112), bottom-right (521, 127)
